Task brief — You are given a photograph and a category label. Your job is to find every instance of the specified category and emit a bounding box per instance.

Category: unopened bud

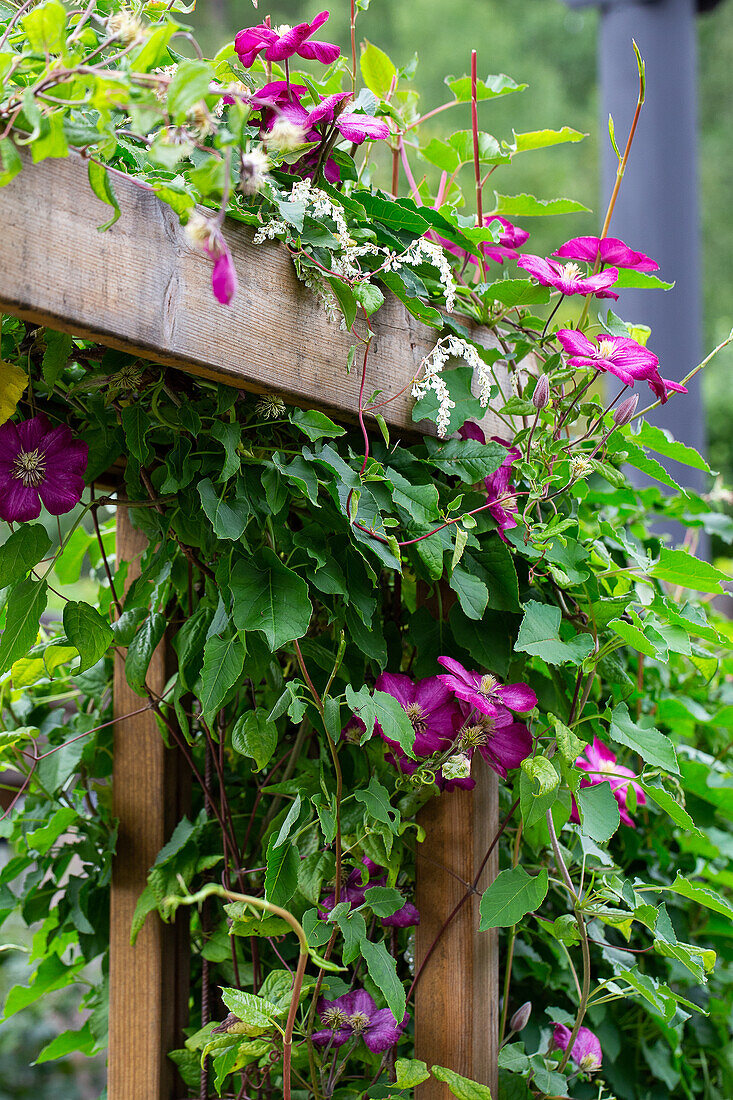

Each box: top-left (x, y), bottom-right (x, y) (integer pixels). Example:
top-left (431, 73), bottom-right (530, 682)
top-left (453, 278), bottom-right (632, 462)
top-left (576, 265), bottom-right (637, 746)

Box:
top-left (614, 394), bottom-right (638, 426)
top-left (532, 375), bottom-right (550, 410)
top-left (509, 1001), bottom-right (532, 1033)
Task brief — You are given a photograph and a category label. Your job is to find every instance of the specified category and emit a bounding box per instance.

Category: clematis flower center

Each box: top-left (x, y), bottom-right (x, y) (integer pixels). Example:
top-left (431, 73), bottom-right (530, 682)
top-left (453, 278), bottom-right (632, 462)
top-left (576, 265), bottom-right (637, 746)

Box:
top-left (404, 703), bottom-right (427, 733)
top-left (349, 1012), bottom-right (370, 1032)
top-left (596, 338), bottom-right (616, 359)
top-left (479, 674), bottom-right (498, 698)
top-left (12, 447), bottom-right (47, 488)
top-left (562, 262), bottom-right (583, 281)
top-left (461, 723), bottom-right (492, 748)
top-left (322, 1008), bottom-right (349, 1029)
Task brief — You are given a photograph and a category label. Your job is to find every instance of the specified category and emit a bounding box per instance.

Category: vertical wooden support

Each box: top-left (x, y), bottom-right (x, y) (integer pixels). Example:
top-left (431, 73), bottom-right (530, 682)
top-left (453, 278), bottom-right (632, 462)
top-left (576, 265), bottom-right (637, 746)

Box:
top-left (415, 755), bottom-right (499, 1098)
top-left (109, 508), bottom-right (189, 1100)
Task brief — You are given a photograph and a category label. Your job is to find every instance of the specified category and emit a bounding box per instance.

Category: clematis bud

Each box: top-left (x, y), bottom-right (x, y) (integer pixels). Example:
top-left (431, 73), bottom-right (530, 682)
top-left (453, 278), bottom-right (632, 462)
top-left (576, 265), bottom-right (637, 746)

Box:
top-left (532, 374), bottom-right (550, 410)
top-left (509, 1001), bottom-right (532, 1033)
top-left (614, 394), bottom-right (639, 426)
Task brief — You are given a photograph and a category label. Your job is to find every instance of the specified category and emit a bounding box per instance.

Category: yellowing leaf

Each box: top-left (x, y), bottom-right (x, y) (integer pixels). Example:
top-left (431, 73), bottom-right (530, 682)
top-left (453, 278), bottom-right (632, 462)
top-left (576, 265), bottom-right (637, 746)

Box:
top-left (0, 361), bottom-right (28, 425)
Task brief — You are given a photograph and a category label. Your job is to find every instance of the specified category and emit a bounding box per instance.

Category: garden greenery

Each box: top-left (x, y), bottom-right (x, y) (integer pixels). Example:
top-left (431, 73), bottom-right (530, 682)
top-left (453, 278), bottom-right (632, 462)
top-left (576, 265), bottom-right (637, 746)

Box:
top-left (1, 1), bottom-right (733, 1098)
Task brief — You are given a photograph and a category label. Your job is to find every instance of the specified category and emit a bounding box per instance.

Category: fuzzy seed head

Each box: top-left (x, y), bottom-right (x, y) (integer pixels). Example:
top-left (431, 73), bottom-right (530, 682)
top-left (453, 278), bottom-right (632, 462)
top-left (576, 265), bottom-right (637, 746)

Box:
top-left (107, 10), bottom-right (144, 45)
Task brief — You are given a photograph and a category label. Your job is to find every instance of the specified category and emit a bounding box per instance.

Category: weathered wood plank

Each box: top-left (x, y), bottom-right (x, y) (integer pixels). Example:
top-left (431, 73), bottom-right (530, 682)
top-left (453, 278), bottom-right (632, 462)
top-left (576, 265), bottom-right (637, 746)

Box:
top-left (415, 756), bottom-right (499, 1100)
top-left (110, 509), bottom-right (190, 1100)
top-left (0, 152), bottom-right (502, 430)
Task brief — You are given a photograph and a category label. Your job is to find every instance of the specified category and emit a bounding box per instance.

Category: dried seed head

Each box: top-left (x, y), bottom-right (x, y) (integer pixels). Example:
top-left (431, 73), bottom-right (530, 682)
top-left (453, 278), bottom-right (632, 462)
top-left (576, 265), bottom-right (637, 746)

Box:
top-left (509, 1001), bottom-right (532, 1033)
top-left (532, 374), bottom-right (550, 410)
top-left (266, 117), bottom-right (308, 153)
top-left (185, 212), bottom-right (217, 252)
top-left (614, 393), bottom-right (639, 426)
top-left (240, 148), bottom-right (270, 195)
top-left (107, 10), bottom-right (144, 45)
top-left (570, 454), bottom-right (594, 480)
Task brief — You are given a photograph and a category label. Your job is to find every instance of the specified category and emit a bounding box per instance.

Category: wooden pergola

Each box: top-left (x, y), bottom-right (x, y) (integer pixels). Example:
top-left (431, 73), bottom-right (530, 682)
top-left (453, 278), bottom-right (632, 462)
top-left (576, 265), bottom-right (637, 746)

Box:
top-left (0, 152), bottom-right (500, 1100)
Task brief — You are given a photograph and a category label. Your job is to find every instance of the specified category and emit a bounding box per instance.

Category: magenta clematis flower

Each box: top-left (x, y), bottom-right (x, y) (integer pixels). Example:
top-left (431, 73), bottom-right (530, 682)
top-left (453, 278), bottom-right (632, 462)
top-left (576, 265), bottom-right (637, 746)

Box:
top-left (553, 236), bottom-right (659, 273)
top-left (646, 372), bottom-right (688, 405)
top-left (456, 704), bottom-right (533, 780)
top-left (571, 737), bottom-right (646, 828)
top-left (186, 214), bottom-right (238, 305)
top-left (555, 329), bottom-right (659, 386)
top-left (518, 254), bottom-right (619, 299)
top-left (437, 657), bottom-right (537, 717)
top-left (551, 1024), bottom-right (602, 1071)
top-left (0, 414), bottom-right (88, 522)
top-left (234, 11), bottom-right (340, 69)
top-left (312, 989), bottom-right (409, 1052)
top-left (375, 672), bottom-right (463, 756)
top-left (246, 80), bottom-right (309, 126)
top-left (274, 92), bottom-right (389, 145)
top-left (319, 857), bottom-right (419, 928)
top-left (436, 215), bottom-right (529, 269)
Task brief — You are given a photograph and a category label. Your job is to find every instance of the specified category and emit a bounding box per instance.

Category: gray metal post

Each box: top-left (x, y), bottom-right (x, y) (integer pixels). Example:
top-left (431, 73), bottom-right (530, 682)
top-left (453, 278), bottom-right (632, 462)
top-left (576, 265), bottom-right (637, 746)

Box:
top-left (564, 0), bottom-right (722, 502)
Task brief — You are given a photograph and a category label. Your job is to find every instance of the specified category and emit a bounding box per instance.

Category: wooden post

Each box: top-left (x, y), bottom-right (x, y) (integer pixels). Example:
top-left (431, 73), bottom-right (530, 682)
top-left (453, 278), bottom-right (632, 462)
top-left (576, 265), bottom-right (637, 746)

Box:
top-left (415, 758), bottom-right (499, 1099)
top-left (109, 508), bottom-right (190, 1100)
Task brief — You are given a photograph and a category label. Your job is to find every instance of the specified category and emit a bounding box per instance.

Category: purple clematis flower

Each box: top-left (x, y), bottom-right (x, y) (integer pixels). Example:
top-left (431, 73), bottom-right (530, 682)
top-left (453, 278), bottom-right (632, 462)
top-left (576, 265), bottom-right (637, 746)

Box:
top-left (646, 372), bottom-right (688, 405)
top-left (551, 1024), bottom-right (602, 1071)
top-left (0, 414), bottom-right (88, 522)
top-left (312, 989), bottom-right (409, 1052)
top-left (437, 657), bottom-right (537, 717)
top-left (274, 91), bottom-right (389, 145)
top-left (319, 857), bottom-right (420, 928)
top-left (234, 11), bottom-right (340, 69)
top-left (246, 80), bottom-right (309, 125)
top-left (375, 672), bottom-right (463, 757)
top-left (570, 737), bottom-right (646, 828)
top-left (436, 215), bottom-right (529, 269)
top-left (518, 254), bottom-right (619, 299)
top-left (553, 235), bottom-right (659, 273)
top-left (555, 329), bottom-right (659, 387)
top-left (456, 704), bottom-right (533, 780)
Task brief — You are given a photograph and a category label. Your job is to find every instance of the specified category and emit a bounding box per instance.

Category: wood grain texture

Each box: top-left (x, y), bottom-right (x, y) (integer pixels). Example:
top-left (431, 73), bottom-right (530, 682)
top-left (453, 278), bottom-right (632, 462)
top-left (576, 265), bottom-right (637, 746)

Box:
top-left (415, 755), bottom-right (499, 1100)
top-left (110, 509), bottom-right (190, 1100)
top-left (0, 151), bottom-right (509, 432)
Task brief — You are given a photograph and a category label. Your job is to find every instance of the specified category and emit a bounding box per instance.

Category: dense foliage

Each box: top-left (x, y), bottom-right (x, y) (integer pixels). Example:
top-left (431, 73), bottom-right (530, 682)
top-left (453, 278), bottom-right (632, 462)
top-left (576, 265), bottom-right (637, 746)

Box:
top-left (1, 2), bottom-right (733, 1100)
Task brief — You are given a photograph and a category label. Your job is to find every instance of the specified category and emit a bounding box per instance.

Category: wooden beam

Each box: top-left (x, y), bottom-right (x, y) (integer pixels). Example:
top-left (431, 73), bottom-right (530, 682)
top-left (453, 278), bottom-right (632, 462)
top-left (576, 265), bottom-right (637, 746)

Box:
top-left (415, 759), bottom-right (499, 1100)
top-left (0, 152), bottom-right (501, 431)
top-left (110, 508), bottom-right (190, 1100)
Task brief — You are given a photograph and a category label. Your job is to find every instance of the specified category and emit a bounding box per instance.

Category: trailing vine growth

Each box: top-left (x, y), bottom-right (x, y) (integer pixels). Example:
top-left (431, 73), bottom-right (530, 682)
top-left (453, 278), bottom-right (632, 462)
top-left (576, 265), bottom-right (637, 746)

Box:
top-left (1, 2), bottom-right (733, 1099)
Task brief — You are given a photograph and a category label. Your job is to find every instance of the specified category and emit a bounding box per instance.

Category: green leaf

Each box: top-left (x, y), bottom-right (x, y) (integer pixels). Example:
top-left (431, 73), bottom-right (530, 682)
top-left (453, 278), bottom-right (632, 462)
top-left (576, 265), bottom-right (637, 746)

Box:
top-left (480, 278), bottom-right (550, 307)
top-left (291, 409), bottom-right (346, 441)
top-left (41, 330), bottom-right (73, 389)
top-left (232, 710), bottom-right (278, 772)
top-left (650, 548), bottom-right (729, 594)
top-left (370, 690), bottom-right (417, 759)
top-left (431, 1066), bottom-right (493, 1100)
top-left (640, 779), bottom-right (701, 837)
top-left (198, 633), bottom-right (246, 725)
top-left (219, 988), bottom-right (278, 1035)
top-left (450, 566), bottom-right (489, 621)
top-left (87, 161), bottom-right (121, 231)
top-left (632, 422), bottom-right (711, 473)
top-left (360, 938), bottom-right (406, 1025)
top-left (353, 281), bottom-right (385, 316)
top-left (327, 278), bottom-right (357, 329)
top-left (0, 525), bottom-right (51, 589)
top-left (125, 612), bottom-right (166, 695)
top-left (167, 59), bottom-right (215, 119)
top-left (608, 617), bottom-right (666, 661)
top-left (358, 192), bottom-right (430, 236)
top-left (553, 716), bottom-right (584, 763)
top-left (446, 72), bottom-right (527, 102)
top-left (360, 40), bottom-right (397, 98)
top-left (354, 777), bottom-right (399, 827)
top-left (614, 269), bottom-right (674, 291)
top-left (33, 1023), bottom-right (96, 1065)
top-left (22, 0), bottom-right (66, 52)
top-left (479, 867), bottom-right (548, 929)
top-left (509, 127), bottom-right (585, 153)
top-left (0, 138), bottom-right (22, 187)
top-left (668, 874), bottom-right (733, 921)
top-left (0, 578), bottom-right (48, 676)
top-left (492, 192), bottom-right (590, 217)
top-left (197, 478), bottom-right (249, 540)
top-left (427, 438), bottom-right (507, 483)
top-left (520, 757), bottom-right (559, 828)
top-left (609, 703), bottom-right (678, 774)
top-left (515, 601), bottom-right (594, 666)
top-left (231, 548), bottom-right (312, 650)
top-left (120, 404), bottom-right (151, 464)
top-left (576, 781), bottom-right (620, 843)
top-left (264, 834), bottom-right (299, 908)
top-left (26, 806), bottom-right (77, 856)
top-left (395, 1058), bottom-right (431, 1088)
top-left (63, 601), bottom-right (114, 673)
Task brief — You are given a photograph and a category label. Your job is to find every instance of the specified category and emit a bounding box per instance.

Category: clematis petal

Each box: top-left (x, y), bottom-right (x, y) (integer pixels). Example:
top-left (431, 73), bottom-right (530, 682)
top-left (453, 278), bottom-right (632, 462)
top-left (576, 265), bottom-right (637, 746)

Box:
top-left (382, 901), bottom-right (420, 928)
top-left (336, 110), bottom-right (390, 143)
top-left (498, 683), bottom-right (537, 712)
top-left (363, 1008), bottom-right (409, 1053)
top-left (311, 1026), bottom-right (352, 1047)
top-left (479, 720), bottom-right (532, 775)
top-left (297, 38), bottom-right (341, 64)
top-left (211, 246), bottom-right (238, 305)
top-left (375, 672), bottom-right (416, 708)
top-left (39, 470), bottom-right (87, 516)
top-left (0, 478), bottom-right (41, 522)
